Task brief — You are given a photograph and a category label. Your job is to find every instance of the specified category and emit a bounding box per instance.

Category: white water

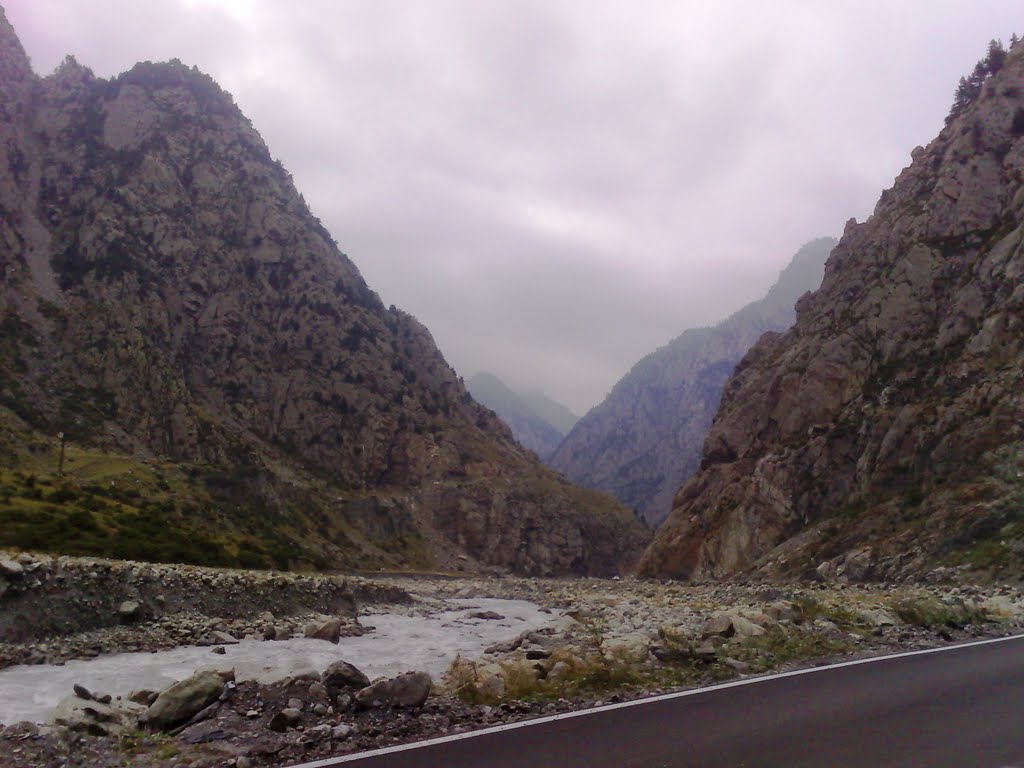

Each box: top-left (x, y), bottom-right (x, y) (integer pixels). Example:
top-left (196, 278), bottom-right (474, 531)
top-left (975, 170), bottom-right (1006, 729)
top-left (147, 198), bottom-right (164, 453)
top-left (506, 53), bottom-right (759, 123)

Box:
top-left (0, 598), bottom-right (559, 725)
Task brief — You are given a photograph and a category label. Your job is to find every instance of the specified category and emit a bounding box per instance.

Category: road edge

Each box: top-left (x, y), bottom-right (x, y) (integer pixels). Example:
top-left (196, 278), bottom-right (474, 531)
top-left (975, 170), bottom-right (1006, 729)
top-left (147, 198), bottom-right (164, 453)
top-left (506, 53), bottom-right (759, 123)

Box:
top-left (287, 631), bottom-right (1024, 767)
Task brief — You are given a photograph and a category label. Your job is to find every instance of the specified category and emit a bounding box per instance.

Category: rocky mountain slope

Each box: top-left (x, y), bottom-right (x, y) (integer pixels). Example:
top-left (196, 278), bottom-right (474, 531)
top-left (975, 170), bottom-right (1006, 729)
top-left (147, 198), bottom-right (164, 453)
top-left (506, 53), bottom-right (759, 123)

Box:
top-left (0, 10), bottom-right (648, 576)
top-left (467, 372), bottom-right (577, 461)
top-left (639, 40), bottom-right (1024, 581)
top-left (550, 239), bottom-right (833, 526)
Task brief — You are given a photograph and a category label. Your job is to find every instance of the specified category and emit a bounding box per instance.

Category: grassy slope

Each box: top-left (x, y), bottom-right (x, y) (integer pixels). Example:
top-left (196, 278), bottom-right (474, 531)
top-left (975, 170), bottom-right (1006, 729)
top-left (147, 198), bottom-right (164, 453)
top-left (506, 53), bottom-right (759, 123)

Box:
top-left (0, 406), bottom-right (421, 571)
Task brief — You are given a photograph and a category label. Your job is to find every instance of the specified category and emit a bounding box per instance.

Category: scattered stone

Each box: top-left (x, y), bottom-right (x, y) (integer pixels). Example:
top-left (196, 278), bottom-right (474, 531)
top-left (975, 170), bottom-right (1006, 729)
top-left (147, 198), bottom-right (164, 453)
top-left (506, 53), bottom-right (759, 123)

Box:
top-left (178, 719), bottom-right (242, 744)
top-left (468, 611), bottom-right (505, 620)
top-left (72, 683), bottom-right (93, 701)
top-left (128, 689), bottom-right (158, 706)
top-left (332, 723), bottom-right (354, 740)
top-left (268, 708), bottom-right (302, 732)
top-left (117, 600), bottom-right (142, 623)
top-left (308, 681), bottom-right (328, 699)
top-left (701, 614), bottom-right (735, 638)
top-left (764, 601), bottom-right (800, 624)
top-left (485, 637), bottom-right (523, 654)
top-left (701, 613), bottom-right (765, 640)
top-left (49, 693), bottom-right (143, 737)
top-left (0, 558), bottom-right (24, 576)
top-left (722, 658), bottom-right (750, 673)
top-left (860, 608), bottom-right (897, 627)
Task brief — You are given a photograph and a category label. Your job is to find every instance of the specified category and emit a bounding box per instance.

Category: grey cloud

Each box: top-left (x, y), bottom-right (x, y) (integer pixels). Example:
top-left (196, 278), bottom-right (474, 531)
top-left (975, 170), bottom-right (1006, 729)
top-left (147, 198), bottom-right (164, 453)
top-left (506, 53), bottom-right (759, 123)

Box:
top-left (5, 0), bottom-right (1022, 411)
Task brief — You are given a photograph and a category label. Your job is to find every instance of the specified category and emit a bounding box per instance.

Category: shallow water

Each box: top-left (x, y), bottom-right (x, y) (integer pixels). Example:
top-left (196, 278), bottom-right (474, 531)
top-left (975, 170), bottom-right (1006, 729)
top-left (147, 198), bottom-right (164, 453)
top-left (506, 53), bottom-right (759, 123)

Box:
top-left (0, 597), bottom-right (558, 725)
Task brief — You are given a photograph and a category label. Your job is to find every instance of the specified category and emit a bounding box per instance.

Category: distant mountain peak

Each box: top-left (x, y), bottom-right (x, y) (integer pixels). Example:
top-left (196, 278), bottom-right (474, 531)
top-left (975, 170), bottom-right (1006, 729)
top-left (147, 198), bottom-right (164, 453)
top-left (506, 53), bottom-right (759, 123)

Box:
top-left (549, 237), bottom-right (834, 526)
top-left (467, 372), bottom-right (577, 461)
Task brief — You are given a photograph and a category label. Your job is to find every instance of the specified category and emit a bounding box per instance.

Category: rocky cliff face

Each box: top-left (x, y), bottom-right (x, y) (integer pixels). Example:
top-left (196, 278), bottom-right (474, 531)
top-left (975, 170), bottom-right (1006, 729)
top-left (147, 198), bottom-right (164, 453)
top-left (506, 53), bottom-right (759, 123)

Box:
top-left (550, 239), bottom-right (833, 526)
top-left (0, 10), bottom-right (648, 576)
top-left (639, 42), bottom-right (1024, 581)
top-left (467, 372), bottom-right (576, 461)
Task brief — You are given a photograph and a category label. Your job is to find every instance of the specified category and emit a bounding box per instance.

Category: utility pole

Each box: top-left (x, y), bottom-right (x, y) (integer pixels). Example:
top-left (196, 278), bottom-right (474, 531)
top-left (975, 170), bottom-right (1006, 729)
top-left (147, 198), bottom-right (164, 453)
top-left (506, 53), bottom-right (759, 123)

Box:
top-left (57, 431), bottom-right (66, 478)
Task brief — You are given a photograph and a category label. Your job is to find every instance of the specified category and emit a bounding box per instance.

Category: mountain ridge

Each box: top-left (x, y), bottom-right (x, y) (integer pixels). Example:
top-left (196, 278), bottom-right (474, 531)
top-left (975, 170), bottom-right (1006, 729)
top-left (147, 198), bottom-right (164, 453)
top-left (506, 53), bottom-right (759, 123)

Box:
top-left (0, 9), bottom-right (649, 576)
top-left (549, 238), bottom-right (834, 526)
top-left (639, 39), bottom-right (1024, 581)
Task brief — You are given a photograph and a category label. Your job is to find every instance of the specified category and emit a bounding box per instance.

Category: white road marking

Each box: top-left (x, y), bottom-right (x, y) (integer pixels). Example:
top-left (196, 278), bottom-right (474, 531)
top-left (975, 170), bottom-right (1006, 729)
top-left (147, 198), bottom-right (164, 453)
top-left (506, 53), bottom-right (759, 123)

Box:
top-left (288, 632), bottom-right (1024, 767)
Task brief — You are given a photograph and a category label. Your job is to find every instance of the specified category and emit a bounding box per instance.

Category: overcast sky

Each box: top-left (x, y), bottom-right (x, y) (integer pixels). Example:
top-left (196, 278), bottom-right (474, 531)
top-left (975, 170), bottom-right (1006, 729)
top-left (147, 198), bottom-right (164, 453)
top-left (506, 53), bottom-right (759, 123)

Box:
top-left (5, 1), bottom-right (1021, 413)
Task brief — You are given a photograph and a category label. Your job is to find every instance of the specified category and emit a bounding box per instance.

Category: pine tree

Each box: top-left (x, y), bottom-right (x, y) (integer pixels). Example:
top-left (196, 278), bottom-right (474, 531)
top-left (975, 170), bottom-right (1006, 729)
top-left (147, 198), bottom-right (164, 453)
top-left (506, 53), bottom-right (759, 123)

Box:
top-left (985, 39), bottom-right (1007, 74)
top-left (946, 38), bottom-right (1011, 125)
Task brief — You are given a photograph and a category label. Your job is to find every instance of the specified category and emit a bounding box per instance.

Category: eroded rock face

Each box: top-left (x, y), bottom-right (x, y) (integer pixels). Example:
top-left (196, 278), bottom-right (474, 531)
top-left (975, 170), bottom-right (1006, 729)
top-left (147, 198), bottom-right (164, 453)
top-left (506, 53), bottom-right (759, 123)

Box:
top-left (639, 46), bottom-right (1024, 581)
top-left (0, 10), bottom-right (648, 576)
top-left (550, 239), bottom-right (833, 527)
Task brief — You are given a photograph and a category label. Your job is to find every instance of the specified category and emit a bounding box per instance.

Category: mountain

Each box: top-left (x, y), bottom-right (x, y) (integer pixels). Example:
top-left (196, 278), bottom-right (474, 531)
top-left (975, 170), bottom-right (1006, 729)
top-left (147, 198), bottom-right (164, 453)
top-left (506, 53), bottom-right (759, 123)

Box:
top-left (0, 10), bottom-right (649, 576)
top-left (639, 39), bottom-right (1024, 581)
top-left (549, 238), bottom-right (834, 526)
top-left (521, 390), bottom-right (579, 436)
top-left (466, 373), bottom-right (576, 461)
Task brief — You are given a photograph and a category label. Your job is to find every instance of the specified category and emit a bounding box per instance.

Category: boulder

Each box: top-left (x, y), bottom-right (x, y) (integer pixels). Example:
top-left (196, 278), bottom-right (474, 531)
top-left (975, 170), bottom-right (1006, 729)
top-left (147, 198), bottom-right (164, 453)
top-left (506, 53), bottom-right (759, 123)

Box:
top-left (0, 557), bottom-right (24, 576)
top-left (981, 595), bottom-right (1024, 619)
top-left (211, 630), bottom-right (240, 645)
top-left (701, 613), bottom-right (765, 640)
top-left (139, 670), bottom-right (225, 731)
top-left (547, 661), bottom-right (573, 682)
top-left (730, 616), bottom-right (767, 640)
top-left (860, 608), bottom-right (897, 627)
top-left (304, 618), bottom-right (343, 643)
top-left (322, 660), bottom-right (371, 694)
top-left (118, 600), bottom-right (142, 623)
top-left (355, 671), bottom-right (432, 709)
top-left (268, 707), bottom-right (302, 732)
top-left (50, 694), bottom-right (144, 737)
top-left (605, 633), bottom-right (652, 662)
top-left (701, 614), bottom-right (735, 638)
top-left (764, 600), bottom-right (800, 624)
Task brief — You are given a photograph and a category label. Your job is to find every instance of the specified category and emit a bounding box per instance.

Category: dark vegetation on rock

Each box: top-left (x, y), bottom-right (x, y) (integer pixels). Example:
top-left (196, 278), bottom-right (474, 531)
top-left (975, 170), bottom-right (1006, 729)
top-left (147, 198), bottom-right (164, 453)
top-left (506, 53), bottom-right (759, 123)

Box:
top-left (0, 9), bottom-right (648, 576)
top-left (640, 37), bottom-right (1024, 582)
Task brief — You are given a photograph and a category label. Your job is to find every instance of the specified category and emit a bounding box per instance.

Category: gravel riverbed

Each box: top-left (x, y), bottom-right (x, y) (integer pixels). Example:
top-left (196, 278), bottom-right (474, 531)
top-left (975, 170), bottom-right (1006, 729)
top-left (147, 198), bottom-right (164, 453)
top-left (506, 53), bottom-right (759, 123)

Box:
top-left (1, 552), bottom-right (1022, 767)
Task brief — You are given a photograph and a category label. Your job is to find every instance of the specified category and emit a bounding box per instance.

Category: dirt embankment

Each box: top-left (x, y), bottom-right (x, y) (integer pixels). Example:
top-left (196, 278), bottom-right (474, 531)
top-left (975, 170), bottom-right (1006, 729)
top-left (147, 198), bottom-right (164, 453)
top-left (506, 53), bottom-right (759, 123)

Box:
top-left (0, 550), bottom-right (408, 645)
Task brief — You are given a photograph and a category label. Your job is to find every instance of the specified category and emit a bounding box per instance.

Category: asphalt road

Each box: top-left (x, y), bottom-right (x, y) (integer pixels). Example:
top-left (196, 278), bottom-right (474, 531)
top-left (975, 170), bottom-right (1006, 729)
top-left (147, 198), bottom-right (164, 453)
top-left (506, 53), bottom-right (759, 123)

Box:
top-left (298, 635), bottom-right (1024, 768)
